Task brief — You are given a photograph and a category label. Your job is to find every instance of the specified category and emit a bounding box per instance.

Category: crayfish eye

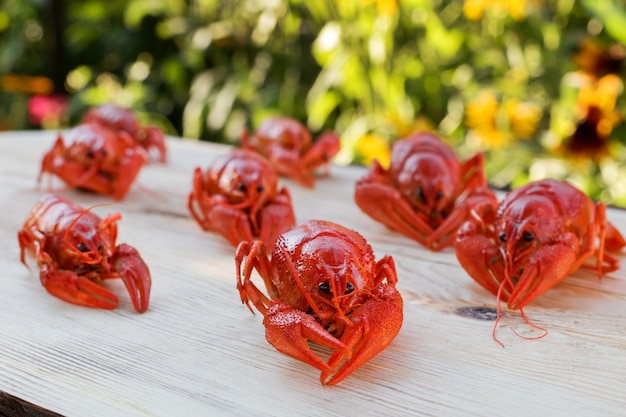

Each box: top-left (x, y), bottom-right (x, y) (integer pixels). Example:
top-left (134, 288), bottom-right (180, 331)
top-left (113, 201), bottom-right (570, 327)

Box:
top-left (522, 231), bottom-right (534, 241)
top-left (499, 232), bottom-right (506, 242)
top-left (318, 281), bottom-right (331, 294)
top-left (98, 241), bottom-right (104, 251)
top-left (86, 150), bottom-right (95, 158)
top-left (76, 243), bottom-right (89, 252)
top-left (237, 182), bottom-right (247, 192)
top-left (256, 185), bottom-right (263, 193)
top-left (435, 190), bottom-right (443, 200)
top-left (345, 282), bottom-right (354, 294)
top-left (415, 186), bottom-right (425, 203)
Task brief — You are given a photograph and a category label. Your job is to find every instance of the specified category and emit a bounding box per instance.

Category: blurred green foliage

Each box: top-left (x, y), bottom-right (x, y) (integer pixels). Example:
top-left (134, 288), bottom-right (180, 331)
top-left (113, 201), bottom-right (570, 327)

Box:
top-left (1, 0), bottom-right (626, 205)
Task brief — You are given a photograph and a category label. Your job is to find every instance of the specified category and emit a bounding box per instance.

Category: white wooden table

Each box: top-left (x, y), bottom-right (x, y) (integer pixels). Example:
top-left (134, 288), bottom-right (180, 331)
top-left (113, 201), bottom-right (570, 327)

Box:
top-left (1, 130), bottom-right (626, 417)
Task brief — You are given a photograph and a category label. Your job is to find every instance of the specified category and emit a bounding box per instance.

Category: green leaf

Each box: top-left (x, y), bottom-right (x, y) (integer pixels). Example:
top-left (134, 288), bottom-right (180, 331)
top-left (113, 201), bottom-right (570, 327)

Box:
top-left (581, 0), bottom-right (626, 43)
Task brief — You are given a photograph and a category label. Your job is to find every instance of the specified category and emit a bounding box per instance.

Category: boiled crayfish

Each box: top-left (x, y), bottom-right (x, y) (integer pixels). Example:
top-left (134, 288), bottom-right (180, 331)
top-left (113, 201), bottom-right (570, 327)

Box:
top-left (456, 179), bottom-right (625, 343)
top-left (38, 123), bottom-right (148, 200)
top-left (355, 131), bottom-right (497, 251)
top-left (241, 116), bottom-right (340, 188)
top-left (236, 219), bottom-right (403, 385)
top-left (18, 194), bottom-right (152, 312)
top-left (83, 103), bottom-right (167, 163)
top-left (188, 148), bottom-right (296, 249)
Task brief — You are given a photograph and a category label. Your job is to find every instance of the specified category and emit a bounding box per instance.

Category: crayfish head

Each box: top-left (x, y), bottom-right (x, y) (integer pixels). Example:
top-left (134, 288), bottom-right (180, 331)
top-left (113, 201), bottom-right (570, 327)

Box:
top-left (83, 103), bottom-right (139, 135)
top-left (62, 206), bottom-right (117, 270)
top-left (497, 196), bottom-right (562, 274)
top-left (64, 230), bottom-right (109, 269)
top-left (219, 151), bottom-right (278, 208)
top-left (256, 117), bottom-right (312, 151)
top-left (397, 154), bottom-right (457, 220)
top-left (309, 250), bottom-right (368, 332)
top-left (64, 124), bottom-right (121, 166)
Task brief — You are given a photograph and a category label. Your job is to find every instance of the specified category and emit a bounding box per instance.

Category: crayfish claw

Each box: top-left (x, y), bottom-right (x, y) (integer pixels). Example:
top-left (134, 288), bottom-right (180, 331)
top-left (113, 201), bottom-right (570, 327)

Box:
top-left (322, 286), bottom-right (403, 386)
top-left (40, 266), bottom-right (119, 309)
top-left (263, 301), bottom-right (349, 375)
top-left (111, 243), bottom-right (152, 313)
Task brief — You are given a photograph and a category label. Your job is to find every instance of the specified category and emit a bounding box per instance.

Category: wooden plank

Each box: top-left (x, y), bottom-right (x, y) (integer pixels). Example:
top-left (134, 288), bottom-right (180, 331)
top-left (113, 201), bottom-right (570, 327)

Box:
top-left (0, 391), bottom-right (64, 417)
top-left (1, 130), bottom-right (626, 417)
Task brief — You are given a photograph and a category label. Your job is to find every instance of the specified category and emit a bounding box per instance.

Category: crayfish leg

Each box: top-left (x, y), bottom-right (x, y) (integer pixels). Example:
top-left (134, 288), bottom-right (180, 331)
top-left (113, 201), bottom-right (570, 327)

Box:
top-left (301, 131), bottom-right (340, 173)
top-left (604, 221), bottom-right (626, 252)
top-left (143, 126), bottom-right (167, 163)
top-left (257, 188), bottom-right (296, 251)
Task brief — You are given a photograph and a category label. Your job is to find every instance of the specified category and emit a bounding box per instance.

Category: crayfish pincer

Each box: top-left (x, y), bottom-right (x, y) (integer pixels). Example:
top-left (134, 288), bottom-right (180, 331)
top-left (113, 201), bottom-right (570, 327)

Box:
top-left (236, 219), bottom-right (403, 385)
top-left (18, 194), bottom-right (152, 312)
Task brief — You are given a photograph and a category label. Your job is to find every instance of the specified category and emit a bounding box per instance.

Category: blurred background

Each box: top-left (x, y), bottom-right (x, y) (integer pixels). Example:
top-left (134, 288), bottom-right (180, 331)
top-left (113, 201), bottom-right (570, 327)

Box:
top-left (1, 0), bottom-right (626, 205)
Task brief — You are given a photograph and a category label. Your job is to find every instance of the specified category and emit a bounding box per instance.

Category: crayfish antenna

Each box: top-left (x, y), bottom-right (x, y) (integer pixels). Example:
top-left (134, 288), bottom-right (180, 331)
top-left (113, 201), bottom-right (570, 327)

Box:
top-left (511, 308), bottom-right (548, 341)
top-left (492, 279), bottom-right (548, 347)
top-left (492, 281), bottom-right (506, 348)
top-left (134, 180), bottom-right (168, 202)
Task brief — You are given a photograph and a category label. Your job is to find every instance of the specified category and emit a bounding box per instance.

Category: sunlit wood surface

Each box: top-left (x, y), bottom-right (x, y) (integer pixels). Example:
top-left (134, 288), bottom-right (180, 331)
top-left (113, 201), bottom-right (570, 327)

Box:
top-left (1, 130), bottom-right (626, 417)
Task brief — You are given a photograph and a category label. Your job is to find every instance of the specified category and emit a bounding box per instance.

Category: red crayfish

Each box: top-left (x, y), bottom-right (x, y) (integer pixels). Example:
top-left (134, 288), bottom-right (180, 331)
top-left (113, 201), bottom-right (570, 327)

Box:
top-left (38, 123), bottom-right (148, 200)
top-left (456, 179), bottom-right (625, 343)
top-left (83, 103), bottom-right (167, 163)
top-left (236, 219), bottom-right (403, 385)
top-left (355, 131), bottom-right (497, 251)
top-left (188, 148), bottom-right (296, 249)
top-left (241, 116), bottom-right (340, 188)
top-left (18, 194), bottom-right (152, 312)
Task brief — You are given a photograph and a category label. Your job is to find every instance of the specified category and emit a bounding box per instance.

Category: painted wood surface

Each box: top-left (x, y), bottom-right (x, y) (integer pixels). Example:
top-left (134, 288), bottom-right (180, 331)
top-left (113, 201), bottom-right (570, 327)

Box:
top-left (1, 130), bottom-right (626, 417)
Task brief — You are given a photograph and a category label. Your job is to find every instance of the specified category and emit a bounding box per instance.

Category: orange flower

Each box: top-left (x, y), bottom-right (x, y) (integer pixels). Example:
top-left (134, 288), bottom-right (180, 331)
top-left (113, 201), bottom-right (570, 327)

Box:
top-left (574, 38), bottom-right (625, 78)
top-left (1, 74), bottom-right (54, 95)
top-left (564, 74), bottom-right (623, 158)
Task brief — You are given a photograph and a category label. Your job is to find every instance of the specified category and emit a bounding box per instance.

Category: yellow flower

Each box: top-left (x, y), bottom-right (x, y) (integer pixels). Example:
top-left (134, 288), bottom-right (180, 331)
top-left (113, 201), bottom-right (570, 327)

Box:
top-left (386, 113), bottom-right (435, 138)
top-left (355, 133), bottom-right (391, 168)
top-left (465, 92), bottom-right (542, 148)
top-left (335, 0), bottom-right (398, 17)
top-left (467, 127), bottom-right (509, 149)
top-left (505, 99), bottom-right (542, 138)
top-left (371, 0), bottom-right (398, 16)
top-left (464, 0), bottom-right (541, 21)
top-left (464, 91), bottom-right (499, 133)
top-left (465, 91), bottom-right (507, 148)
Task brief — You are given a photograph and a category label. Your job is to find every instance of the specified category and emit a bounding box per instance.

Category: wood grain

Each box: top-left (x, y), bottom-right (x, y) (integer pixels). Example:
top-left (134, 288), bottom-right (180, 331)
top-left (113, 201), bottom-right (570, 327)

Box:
top-left (1, 130), bottom-right (626, 417)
